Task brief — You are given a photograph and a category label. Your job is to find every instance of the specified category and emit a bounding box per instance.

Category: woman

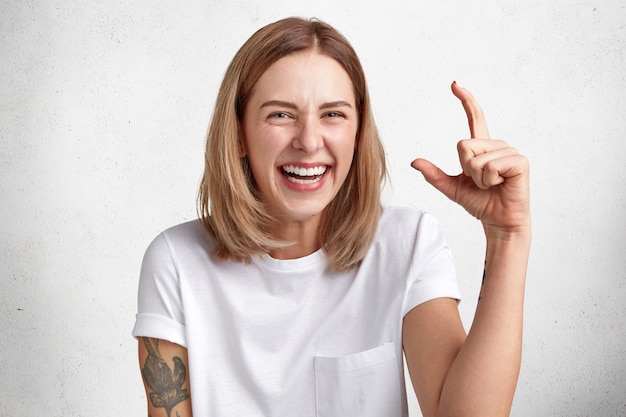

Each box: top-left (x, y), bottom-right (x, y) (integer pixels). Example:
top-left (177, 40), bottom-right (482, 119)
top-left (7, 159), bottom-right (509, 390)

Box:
top-left (133, 17), bottom-right (530, 417)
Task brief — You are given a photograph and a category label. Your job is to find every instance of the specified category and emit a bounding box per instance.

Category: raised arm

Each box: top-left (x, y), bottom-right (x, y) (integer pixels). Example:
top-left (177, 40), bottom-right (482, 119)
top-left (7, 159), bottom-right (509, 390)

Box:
top-left (138, 337), bottom-right (193, 417)
top-left (404, 82), bottom-right (531, 417)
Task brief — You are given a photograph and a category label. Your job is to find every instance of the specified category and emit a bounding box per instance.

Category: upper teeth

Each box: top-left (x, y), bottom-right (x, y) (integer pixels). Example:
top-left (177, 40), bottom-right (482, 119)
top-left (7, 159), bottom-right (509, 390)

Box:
top-left (282, 165), bottom-right (327, 177)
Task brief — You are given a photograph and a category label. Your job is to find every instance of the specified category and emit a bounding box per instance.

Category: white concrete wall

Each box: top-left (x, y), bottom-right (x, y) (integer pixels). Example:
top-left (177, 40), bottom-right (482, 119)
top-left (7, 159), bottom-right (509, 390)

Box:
top-left (1, 1), bottom-right (625, 415)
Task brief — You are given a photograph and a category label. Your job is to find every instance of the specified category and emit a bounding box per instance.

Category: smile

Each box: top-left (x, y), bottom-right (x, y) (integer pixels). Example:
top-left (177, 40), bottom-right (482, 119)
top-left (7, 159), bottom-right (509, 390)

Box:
top-left (281, 165), bottom-right (327, 184)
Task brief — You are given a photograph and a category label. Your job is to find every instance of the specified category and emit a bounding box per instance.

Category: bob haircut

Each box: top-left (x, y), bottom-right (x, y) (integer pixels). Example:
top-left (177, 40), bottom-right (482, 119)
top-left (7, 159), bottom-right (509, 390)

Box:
top-left (198, 17), bottom-right (387, 272)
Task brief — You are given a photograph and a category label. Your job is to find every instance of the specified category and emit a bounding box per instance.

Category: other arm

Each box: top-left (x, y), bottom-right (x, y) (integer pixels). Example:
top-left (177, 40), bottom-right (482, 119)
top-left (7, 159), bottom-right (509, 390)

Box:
top-left (405, 82), bottom-right (531, 416)
top-left (138, 337), bottom-right (193, 417)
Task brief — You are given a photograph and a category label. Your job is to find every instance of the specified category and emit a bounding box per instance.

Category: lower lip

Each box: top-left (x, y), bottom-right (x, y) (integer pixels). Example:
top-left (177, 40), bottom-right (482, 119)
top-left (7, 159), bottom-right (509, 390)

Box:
top-left (280, 168), bottom-right (329, 192)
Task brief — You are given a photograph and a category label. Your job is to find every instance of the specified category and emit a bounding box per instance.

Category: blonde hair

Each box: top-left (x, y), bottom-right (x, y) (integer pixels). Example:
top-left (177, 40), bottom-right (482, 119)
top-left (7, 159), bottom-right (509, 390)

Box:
top-left (198, 17), bottom-right (387, 272)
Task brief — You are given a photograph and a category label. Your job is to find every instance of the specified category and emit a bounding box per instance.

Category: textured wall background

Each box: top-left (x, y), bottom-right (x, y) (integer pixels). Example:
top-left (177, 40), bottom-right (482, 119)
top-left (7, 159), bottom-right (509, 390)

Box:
top-left (1, 1), bottom-right (625, 415)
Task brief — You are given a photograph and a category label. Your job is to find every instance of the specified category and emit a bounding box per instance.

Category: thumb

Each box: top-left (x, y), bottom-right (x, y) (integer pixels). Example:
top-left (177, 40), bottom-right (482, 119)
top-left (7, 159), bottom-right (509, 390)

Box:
top-left (411, 158), bottom-right (458, 202)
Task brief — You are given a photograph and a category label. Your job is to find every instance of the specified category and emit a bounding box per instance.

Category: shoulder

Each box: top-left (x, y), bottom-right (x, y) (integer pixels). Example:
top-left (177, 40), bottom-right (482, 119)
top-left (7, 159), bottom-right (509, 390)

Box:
top-left (366, 206), bottom-right (450, 266)
top-left (142, 219), bottom-right (214, 267)
top-left (377, 206), bottom-right (443, 240)
top-left (160, 219), bottom-right (210, 244)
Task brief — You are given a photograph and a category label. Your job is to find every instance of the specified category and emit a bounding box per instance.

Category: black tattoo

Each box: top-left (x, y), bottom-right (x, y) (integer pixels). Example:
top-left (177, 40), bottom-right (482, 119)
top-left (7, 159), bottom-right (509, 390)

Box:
top-left (141, 338), bottom-right (190, 417)
top-left (478, 260), bottom-right (486, 302)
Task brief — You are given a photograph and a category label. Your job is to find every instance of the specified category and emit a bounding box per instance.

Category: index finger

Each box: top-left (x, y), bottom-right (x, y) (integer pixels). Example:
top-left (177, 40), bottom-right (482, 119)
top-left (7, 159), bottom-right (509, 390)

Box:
top-left (451, 81), bottom-right (491, 139)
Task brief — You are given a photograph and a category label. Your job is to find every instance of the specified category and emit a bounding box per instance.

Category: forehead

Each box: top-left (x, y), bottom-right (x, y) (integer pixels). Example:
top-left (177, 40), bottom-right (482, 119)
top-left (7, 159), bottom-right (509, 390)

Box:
top-left (249, 51), bottom-right (356, 102)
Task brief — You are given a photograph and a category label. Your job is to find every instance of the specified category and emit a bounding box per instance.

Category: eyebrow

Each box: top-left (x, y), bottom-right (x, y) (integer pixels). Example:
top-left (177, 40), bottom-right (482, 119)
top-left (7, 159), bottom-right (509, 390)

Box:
top-left (320, 100), bottom-right (353, 110)
top-left (259, 100), bottom-right (353, 110)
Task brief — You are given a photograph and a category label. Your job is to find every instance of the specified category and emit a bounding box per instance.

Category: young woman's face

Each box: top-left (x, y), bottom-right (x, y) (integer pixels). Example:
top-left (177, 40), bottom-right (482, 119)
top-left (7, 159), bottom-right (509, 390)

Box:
top-left (242, 51), bottom-right (358, 224)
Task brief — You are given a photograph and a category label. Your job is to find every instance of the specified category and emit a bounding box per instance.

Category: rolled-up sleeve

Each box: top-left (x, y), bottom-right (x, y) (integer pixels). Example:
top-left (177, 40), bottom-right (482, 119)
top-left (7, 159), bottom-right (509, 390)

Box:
top-left (132, 232), bottom-right (187, 347)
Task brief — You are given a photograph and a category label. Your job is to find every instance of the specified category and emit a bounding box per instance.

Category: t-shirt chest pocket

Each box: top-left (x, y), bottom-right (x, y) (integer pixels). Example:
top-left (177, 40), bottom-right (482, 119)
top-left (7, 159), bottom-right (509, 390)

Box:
top-left (314, 342), bottom-right (403, 417)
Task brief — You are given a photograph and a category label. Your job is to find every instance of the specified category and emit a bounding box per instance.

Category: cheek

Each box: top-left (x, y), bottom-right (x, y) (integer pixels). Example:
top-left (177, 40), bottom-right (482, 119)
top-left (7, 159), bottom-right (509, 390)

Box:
top-left (332, 127), bottom-right (358, 160)
top-left (246, 153), bottom-right (272, 184)
top-left (244, 137), bottom-right (285, 191)
top-left (246, 123), bottom-right (287, 153)
top-left (328, 141), bottom-right (356, 185)
top-left (243, 125), bottom-right (275, 164)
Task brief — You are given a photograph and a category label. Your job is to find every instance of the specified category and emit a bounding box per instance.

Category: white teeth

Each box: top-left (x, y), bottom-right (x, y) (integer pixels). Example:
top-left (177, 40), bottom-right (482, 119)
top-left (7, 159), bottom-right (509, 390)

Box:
top-left (282, 165), bottom-right (327, 177)
top-left (286, 176), bottom-right (319, 185)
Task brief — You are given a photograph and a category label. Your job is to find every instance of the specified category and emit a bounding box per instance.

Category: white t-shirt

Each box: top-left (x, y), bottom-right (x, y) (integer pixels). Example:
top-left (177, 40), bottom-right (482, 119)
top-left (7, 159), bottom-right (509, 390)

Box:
top-left (132, 206), bottom-right (460, 417)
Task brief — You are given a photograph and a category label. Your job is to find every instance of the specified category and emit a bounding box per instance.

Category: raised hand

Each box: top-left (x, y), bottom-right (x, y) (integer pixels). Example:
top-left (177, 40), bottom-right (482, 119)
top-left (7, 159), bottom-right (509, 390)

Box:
top-left (411, 82), bottom-right (530, 237)
top-left (406, 83), bottom-right (530, 416)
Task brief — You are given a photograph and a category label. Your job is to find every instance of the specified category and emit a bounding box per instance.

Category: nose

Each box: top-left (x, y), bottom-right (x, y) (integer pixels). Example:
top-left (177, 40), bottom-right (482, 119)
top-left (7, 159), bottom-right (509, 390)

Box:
top-left (292, 116), bottom-right (323, 153)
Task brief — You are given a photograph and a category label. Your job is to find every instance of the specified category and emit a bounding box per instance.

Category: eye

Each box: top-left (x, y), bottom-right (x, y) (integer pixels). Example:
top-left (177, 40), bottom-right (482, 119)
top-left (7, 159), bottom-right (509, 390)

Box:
top-left (268, 112), bottom-right (292, 119)
top-left (266, 111), bottom-right (294, 125)
top-left (323, 111), bottom-right (345, 118)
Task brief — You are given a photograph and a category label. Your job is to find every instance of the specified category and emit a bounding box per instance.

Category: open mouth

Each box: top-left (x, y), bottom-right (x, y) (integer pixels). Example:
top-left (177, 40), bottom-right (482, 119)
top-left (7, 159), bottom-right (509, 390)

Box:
top-left (281, 165), bottom-right (328, 184)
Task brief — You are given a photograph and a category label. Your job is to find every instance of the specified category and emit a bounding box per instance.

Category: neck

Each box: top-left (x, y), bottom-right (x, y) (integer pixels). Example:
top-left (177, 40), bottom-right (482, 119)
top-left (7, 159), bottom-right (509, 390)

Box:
top-left (268, 214), bottom-right (322, 260)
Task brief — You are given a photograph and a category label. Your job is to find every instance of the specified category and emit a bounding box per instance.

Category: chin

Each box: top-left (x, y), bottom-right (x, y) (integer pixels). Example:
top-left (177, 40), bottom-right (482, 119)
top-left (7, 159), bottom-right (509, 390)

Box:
top-left (278, 202), bottom-right (328, 223)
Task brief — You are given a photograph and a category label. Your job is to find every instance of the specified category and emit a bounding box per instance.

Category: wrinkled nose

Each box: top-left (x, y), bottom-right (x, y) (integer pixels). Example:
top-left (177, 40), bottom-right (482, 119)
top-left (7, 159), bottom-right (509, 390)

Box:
top-left (292, 118), bottom-right (323, 153)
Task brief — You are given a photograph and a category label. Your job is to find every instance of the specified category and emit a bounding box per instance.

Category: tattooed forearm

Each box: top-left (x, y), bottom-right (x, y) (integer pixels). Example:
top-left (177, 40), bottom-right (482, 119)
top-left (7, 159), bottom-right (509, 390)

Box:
top-left (141, 338), bottom-right (190, 417)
